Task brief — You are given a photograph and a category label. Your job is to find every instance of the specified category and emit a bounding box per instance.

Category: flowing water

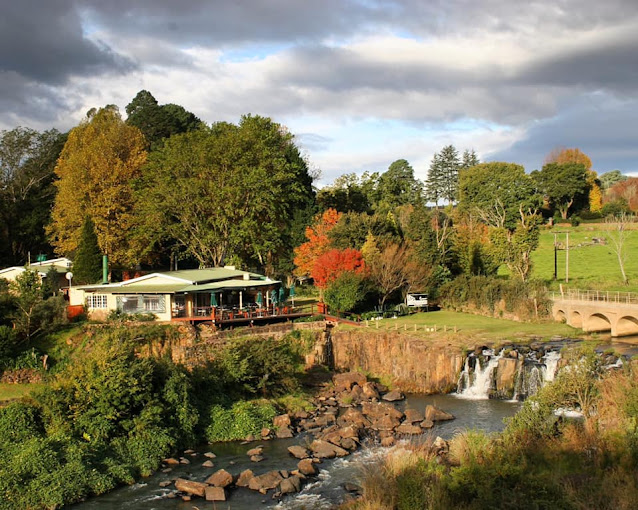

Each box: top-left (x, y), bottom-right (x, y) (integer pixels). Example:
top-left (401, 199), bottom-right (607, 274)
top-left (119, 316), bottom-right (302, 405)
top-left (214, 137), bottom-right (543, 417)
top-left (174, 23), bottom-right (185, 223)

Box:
top-left (73, 394), bottom-right (520, 510)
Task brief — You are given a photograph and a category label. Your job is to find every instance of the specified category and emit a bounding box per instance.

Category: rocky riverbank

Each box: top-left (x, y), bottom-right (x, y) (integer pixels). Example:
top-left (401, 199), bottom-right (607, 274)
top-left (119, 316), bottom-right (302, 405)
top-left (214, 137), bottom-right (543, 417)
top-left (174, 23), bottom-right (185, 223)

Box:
top-left (156, 371), bottom-right (455, 503)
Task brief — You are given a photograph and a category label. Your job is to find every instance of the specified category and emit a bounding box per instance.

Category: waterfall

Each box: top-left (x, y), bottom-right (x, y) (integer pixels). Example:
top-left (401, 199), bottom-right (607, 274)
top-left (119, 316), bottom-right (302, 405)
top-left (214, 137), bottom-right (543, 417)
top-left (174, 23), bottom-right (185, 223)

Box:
top-left (456, 349), bottom-right (503, 399)
top-left (457, 346), bottom-right (563, 401)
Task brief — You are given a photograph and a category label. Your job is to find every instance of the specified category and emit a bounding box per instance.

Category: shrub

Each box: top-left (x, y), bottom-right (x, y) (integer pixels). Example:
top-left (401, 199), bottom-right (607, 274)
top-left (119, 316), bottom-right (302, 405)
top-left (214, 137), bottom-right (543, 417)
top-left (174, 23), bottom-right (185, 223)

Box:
top-left (205, 400), bottom-right (277, 442)
top-left (324, 271), bottom-right (368, 313)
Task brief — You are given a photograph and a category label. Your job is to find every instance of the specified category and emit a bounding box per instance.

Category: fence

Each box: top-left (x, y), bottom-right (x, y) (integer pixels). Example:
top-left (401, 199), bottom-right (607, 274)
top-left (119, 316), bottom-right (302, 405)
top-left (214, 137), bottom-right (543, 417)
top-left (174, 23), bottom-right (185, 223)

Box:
top-left (551, 289), bottom-right (638, 305)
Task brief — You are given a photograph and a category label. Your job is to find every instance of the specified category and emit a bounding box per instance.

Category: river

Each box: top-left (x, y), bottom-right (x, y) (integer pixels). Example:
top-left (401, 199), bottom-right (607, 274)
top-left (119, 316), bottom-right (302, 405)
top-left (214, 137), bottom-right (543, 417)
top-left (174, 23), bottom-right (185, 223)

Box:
top-left (74, 394), bottom-right (520, 510)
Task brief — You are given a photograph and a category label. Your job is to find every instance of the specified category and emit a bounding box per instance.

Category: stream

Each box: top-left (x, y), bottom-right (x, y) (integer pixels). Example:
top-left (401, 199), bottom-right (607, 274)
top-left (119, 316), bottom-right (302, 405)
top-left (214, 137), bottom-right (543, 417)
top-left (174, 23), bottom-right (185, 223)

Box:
top-left (74, 394), bottom-right (520, 510)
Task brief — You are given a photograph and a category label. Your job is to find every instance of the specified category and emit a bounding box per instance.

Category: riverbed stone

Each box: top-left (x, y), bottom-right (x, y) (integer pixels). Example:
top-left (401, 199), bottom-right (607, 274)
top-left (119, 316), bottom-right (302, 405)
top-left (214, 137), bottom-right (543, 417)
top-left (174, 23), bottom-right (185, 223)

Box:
top-left (204, 452), bottom-right (217, 459)
top-left (288, 445), bottom-right (310, 459)
top-left (202, 460), bottom-right (214, 468)
top-left (236, 469), bottom-right (254, 487)
top-left (246, 446), bottom-right (263, 456)
top-left (163, 457), bottom-right (180, 465)
top-left (340, 437), bottom-right (358, 450)
top-left (248, 471), bottom-right (284, 492)
top-left (361, 402), bottom-right (404, 421)
top-left (425, 405), bottom-right (455, 422)
top-left (175, 478), bottom-right (207, 497)
top-left (309, 439), bottom-right (349, 458)
top-left (179, 457), bottom-right (190, 465)
top-left (279, 475), bottom-right (302, 494)
top-left (420, 419), bottom-right (434, 429)
top-left (159, 480), bottom-right (173, 488)
top-left (205, 468), bottom-right (234, 487)
top-left (396, 422), bottom-right (423, 435)
top-left (382, 389), bottom-right (405, 402)
top-left (337, 408), bottom-right (370, 428)
top-left (273, 413), bottom-right (292, 428)
top-left (381, 436), bottom-right (395, 447)
top-left (333, 372), bottom-right (367, 391)
top-left (276, 426), bottom-right (294, 438)
top-left (298, 458), bottom-right (317, 475)
top-left (362, 382), bottom-right (380, 399)
top-left (250, 454), bottom-right (264, 462)
top-left (404, 408), bottom-right (425, 423)
top-left (205, 486), bottom-right (226, 501)
top-left (372, 414), bottom-right (401, 431)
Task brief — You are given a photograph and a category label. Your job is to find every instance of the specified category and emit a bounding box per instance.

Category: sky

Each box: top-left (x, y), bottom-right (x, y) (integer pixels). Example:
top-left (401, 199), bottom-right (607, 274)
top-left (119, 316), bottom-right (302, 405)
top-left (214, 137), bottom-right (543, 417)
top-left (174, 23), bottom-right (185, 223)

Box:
top-left (2, 0), bottom-right (638, 184)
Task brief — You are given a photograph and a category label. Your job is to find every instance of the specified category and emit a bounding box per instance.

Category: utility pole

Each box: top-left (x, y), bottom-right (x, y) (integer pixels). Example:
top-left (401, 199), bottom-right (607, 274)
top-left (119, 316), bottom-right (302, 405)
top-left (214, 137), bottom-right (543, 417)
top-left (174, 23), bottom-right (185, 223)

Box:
top-left (553, 232), bottom-right (558, 281)
top-left (565, 232), bottom-right (569, 283)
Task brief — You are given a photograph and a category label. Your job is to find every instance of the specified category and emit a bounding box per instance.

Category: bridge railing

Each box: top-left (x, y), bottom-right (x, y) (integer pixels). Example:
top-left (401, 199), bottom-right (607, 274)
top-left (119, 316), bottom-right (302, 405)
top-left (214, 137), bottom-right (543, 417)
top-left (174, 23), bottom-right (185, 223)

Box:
top-left (552, 289), bottom-right (638, 305)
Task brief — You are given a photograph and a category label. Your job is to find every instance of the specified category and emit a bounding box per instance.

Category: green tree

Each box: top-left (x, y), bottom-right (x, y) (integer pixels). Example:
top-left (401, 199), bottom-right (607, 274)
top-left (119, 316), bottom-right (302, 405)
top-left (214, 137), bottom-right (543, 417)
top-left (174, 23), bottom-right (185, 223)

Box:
top-left (532, 162), bottom-right (589, 219)
top-left (459, 162), bottom-right (542, 280)
top-left (73, 217), bottom-right (103, 285)
top-left (0, 127), bottom-right (66, 266)
top-left (599, 169), bottom-right (627, 191)
top-left (48, 106), bottom-right (147, 272)
top-left (426, 145), bottom-right (462, 206)
top-left (135, 115), bottom-right (314, 273)
top-left (324, 271), bottom-right (368, 313)
top-left (125, 90), bottom-right (202, 148)
top-left (316, 173), bottom-right (370, 213)
top-left (461, 149), bottom-right (480, 169)
top-left (10, 269), bottom-right (43, 340)
top-left (375, 159), bottom-right (423, 210)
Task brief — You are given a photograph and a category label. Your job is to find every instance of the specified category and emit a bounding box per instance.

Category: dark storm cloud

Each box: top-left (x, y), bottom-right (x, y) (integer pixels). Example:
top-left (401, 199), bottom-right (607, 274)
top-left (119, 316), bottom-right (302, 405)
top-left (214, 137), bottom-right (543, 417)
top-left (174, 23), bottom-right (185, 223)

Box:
top-left (489, 94), bottom-right (638, 174)
top-left (0, 1), bottom-right (134, 83)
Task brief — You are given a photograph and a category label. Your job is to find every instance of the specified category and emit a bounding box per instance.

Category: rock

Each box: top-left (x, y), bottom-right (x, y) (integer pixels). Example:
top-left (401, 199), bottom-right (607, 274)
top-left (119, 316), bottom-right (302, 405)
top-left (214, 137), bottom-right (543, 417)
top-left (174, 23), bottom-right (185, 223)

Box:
top-left (250, 455), bottom-right (264, 462)
top-left (298, 458), bottom-right (317, 476)
top-left (248, 471), bottom-right (284, 492)
top-left (163, 457), bottom-right (180, 465)
top-left (276, 426), bottom-right (294, 439)
top-left (433, 436), bottom-right (449, 455)
top-left (340, 437), bottom-right (357, 450)
top-left (182, 495), bottom-right (191, 501)
top-left (205, 469), bottom-right (234, 488)
top-left (175, 478), bottom-right (207, 497)
top-left (244, 434), bottom-right (255, 442)
top-left (205, 486), bottom-right (227, 501)
top-left (246, 446), bottom-right (264, 456)
top-left (333, 372), bottom-right (367, 391)
top-left (309, 439), bottom-right (349, 458)
top-left (494, 357), bottom-right (522, 399)
top-left (236, 469), bottom-right (254, 487)
top-left (372, 414), bottom-right (401, 431)
top-left (381, 436), bottom-right (395, 447)
top-left (396, 422), bottom-right (423, 435)
top-left (420, 419), bottom-right (434, 429)
top-left (361, 402), bottom-right (404, 421)
top-left (382, 389), bottom-right (405, 402)
top-left (404, 408), bottom-right (424, 423)
top-left (273, 414), bottom-right (292, 428)
top-left (179, 457), bottom-right (190, 465)
top-left (261, 427), bottom-right (272, 437)
top-left (161, 468), bottom-right (172, 473)
top-left (159, 480), bottom-right (173, 488)
top-left (350, 384), bottom-right (363, 399)
top-left (184, 449), bottom-right (195, 454)
top-left (166, 492), bottom-right (176, 499)
top-left (279, 470), bottom-right (289, 478)
top-left (202, 460), bottom-right (215, 468)
top-left (204, 452), bottom-right (217, 459)
top-left (287, 445), bottom-right (310, 459)
top-left (425, 405), bottom-right (455, 422)
top-left (344, 482), bottom-right (361, 493)
top-left (361, 381), bottom-right (380, 399)
top-left (337, 408), bottom-right (371, 428)
top-left (279, 475), bottom-right (302, 494)
top-left (294, 410), bottom-right (309, 419)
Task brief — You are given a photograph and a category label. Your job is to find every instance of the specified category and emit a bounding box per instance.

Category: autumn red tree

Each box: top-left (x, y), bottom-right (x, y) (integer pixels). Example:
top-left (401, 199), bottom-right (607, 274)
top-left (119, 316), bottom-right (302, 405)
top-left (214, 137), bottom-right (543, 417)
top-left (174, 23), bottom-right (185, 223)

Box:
top-left (293, 208), bottom-right (342, 277)
top-left (312, 248), bottom-right (365, 290)
top-left (607, 178), bottom-right (638, 212)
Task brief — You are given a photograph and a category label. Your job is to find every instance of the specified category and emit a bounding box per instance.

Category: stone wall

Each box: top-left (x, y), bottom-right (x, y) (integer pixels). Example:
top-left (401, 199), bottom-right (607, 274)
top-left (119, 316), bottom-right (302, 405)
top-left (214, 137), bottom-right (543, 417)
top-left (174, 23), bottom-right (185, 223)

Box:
top-left (330, 329), bottom-right (465, 394)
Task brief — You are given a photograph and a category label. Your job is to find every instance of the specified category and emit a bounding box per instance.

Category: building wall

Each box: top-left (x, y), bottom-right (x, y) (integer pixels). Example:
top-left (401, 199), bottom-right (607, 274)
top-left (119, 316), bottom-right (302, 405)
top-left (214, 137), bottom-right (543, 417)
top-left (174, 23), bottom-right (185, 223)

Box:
top-left (69, 288), bottom-right (173, 322)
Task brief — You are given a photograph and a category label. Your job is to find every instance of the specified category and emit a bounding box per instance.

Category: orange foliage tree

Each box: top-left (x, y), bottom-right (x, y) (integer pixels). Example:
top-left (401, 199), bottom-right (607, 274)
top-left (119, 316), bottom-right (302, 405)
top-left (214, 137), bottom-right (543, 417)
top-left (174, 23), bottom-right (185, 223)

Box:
top-left (293, 208), bottom-right (342, 277)
top-left (607, 178), bottom-right (638, 212)
top-left (311, 248), bottom-right (365, 290)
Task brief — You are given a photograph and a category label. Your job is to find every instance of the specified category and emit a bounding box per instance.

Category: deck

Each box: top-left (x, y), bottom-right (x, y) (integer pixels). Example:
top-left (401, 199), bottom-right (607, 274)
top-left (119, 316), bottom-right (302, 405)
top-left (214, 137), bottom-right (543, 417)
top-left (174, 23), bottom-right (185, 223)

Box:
top-left (171, 305), bottom-right (318, 327)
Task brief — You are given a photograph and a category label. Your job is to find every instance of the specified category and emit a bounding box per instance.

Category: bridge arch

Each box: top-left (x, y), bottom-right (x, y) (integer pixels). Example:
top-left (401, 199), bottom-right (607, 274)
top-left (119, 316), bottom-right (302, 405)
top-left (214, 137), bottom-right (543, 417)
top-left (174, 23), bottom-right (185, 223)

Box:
top-left (570, 311), bottom-right (583, 328)
top-left (616, 316), bottom-right (638, 337)
top-left (586, 313), bottom-right (612, 333)
top-left (555, 309), bottom-right (567, 323)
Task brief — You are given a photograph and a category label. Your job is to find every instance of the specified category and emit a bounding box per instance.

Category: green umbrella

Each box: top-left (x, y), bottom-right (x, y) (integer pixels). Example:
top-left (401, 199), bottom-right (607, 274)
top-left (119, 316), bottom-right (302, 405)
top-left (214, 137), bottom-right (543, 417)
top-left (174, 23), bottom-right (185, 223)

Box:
top-left (256, 292), bottom-right (263, 307)
top-left (270, 289), bottom-right (278, 305)
top-left (278, 287), bottom-right (286, 304)
top-left (289, 285), bottom-right (295, 306)
top-left (210, 293), bottom-right (218, 307)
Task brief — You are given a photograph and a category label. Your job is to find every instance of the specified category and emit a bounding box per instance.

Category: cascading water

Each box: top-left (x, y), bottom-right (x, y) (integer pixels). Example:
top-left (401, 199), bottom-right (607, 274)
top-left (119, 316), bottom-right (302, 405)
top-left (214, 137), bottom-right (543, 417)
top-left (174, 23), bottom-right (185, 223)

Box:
top-left (457, 346), bottom-right (563, 401)
top-left (456, 349), bottom-right (503, 399)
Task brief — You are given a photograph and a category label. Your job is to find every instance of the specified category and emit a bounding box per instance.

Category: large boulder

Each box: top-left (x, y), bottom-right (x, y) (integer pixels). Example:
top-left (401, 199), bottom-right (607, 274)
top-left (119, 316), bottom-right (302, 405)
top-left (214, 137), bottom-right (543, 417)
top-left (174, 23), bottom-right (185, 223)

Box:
top-left (333, 372), bottom-right (367, 391)
top-left (309, 439), bottom-right (349, 459)
top-left (396, 422), bottom-right (423, 435)
top-left (494, 357), bottom-right (523, 399)
top-left (246, 446), bottom-right (263, 456)
top-left (420, 419), bottom-right (434, 429)
top-left (279, 475), bottom-right (302, 494)
top-left (404, 408), bottom-right (424, 423)
top-left (273, 414), bottom-right (292, 428)
top-left (361, 402), bottom-right (403, 421)
top-left (371, 414), bottom-right (401, 431)
top-left (205, 486), bottom-right (226, 501)
top-left (361, 382), bottom-right (380, 399)
top-left (287, 445), bottom-right (310, 459)
top-left (425, 405), bottom-right (455, 422)
top-left (298, 458), bottom-right (317, 476)
top-left (205, 469), bottom-right (234, 487)
top-left (382, 390), bottom-right (405, 402)
top-left (248, 471), bottom-right (284, 492)
top-left (337, 408), bottom-right (371, 428)
top-left (175, 479), bottom-right (207, 497)
top-left (276, 426), bottom-right (294, 439)
top-left (236, 469), bottom-right (254, 487)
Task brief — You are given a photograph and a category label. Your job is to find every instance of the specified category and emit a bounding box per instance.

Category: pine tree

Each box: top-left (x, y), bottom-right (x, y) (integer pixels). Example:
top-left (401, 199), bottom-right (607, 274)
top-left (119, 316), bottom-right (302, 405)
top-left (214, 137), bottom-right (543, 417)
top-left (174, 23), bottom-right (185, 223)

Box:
top-left (425, 152), bottom-right (443, 207)
top-left (73, 217), bottom-right (103, 285)
top-left (461, 149), bottom-right (480, 169)
top-left (438, 145), bottom-right (461, 204)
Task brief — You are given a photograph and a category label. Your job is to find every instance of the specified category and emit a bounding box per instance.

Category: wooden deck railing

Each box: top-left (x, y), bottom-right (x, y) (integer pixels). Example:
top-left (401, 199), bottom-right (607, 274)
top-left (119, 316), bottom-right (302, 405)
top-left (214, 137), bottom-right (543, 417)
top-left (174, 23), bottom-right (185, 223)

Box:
top-left (172, 302), bottom-right (318, 321)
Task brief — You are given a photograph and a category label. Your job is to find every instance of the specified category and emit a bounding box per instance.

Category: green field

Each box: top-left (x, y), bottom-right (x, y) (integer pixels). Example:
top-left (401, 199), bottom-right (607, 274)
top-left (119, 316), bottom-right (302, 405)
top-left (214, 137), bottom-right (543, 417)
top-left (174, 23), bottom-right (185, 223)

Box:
top-left (512, 223), bottom-right (638, 292)
top-left (0, 382), bottom-right (44, 403)
top-left (358, 310), bottom-right (583, 347)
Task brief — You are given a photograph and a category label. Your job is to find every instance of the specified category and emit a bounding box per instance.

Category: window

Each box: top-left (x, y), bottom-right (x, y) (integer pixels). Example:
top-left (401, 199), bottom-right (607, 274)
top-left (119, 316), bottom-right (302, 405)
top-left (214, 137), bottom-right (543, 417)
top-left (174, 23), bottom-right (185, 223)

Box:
top-left (116, 295), bottom-right (166, 314)
top-left (86, 294), bottom-right (108, 309)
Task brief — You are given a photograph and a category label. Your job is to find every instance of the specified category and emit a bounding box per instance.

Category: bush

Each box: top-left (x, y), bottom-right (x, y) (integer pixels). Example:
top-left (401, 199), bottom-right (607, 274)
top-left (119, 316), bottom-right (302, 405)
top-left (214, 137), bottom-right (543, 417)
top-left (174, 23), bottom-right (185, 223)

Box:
top-left (324, 271), bottom-right (368, 313)
top-left (570, 215), bottom-right (581, 227)
top-left (205, 400), bottom-right (277, 442)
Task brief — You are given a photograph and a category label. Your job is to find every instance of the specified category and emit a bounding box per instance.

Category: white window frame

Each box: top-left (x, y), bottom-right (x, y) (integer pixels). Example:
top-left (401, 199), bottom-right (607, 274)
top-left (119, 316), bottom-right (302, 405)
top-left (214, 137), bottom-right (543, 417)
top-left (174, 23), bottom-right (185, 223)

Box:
top-left (86, 294), bottom-right (108, 309)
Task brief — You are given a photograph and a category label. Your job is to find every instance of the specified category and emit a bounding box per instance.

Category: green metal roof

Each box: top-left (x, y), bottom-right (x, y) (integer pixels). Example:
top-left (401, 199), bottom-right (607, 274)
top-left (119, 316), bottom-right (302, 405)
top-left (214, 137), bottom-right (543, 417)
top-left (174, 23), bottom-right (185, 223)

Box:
top-left (178, 279), bottom-right (280, 293)
top-left (156, 268), bottom-right (265, 283)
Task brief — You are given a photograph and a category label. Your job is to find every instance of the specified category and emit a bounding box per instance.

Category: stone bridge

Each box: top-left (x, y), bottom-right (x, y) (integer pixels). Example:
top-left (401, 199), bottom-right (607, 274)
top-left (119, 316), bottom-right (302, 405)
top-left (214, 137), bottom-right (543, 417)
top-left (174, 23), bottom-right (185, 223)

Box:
top-left (552, 289), bottom-right (638, 338)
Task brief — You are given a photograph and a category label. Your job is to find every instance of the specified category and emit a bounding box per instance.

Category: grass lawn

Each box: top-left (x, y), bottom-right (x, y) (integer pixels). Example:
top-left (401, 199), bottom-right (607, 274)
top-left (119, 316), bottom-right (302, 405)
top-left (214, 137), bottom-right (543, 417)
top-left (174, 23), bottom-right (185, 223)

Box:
top-left (527, 223), bottom-right (638, 292)
top-left (353, 310), bottom-right (584, 347)
top-left (0, 382), bottom-right (44, 404)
